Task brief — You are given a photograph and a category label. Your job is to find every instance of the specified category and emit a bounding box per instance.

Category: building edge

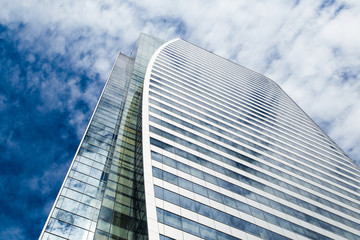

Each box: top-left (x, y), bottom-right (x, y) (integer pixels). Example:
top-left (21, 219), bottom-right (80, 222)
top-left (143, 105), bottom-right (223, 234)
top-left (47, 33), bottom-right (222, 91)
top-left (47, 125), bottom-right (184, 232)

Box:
top-left (39, 52), bottom-right (123, 239)
top-left (142, 38), bottom-right (180, 240)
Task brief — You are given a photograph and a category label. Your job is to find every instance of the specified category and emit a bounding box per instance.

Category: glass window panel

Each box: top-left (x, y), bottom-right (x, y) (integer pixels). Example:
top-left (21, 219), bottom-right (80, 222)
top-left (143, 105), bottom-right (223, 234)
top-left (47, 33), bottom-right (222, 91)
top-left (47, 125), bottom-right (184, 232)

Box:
top-left (87, 176), bottom-right (100, 187)
top-left (264, 213), bottom-right (280, 226)
top-left (160, 235), bottom-right (175, 240)
top-left (95, 154), bottom-right (107, 164)
top-left (44, 233), bottom-right (67, 240)
top-left (228, 215), bottom-right (244, 230)
top-left (56, 209), bottom-right (75, 224)
top-left (154, 185), bottom-right (164, 199)
top-left (162, 155), bottom-right (176, 168)
top-left (67, 178), bottom-right (86, 193)
top-left (176, 161), bottom-right (190, 174)
top-left (199, 225), bottom-right (217, 240)
top-left (46, 218), bottom-right (71, 238)
top-left (207, 190), bottom-right (222, 202)
top-left (68, 225), bottom-right (88, 239)
top-left (179, 196), bottom-right (196, 212)
top-left (163, 189), bottom-right (180, 205)
top-left (60, 197), bottom-right (80, 213)
top-left (78, 156), bottom-right (93, 166)
top-left (64, 188), bottom-right (82, 200)
top-left (74, 215), bottom-right (92, 229)
top-left (242, 221), bottom-right (259, 237)
top-left (192, 184), bottom-right (207, 197)
top-left (90, 168), bottom-right (103, 179)
top-left (222, 195), bottom-right (237, 209)
top-left (73, 171), bottom-right (88, 182)
top-left (82, 194), bottom-right (100, 207)
top-left (84, 184), bottom-right (98, 196)
top-left (99, 206), bottom-right (114, 223)
top-left (163, 171), bottom-right (178, 185)
top-left (182, 217), bottom-right (200, 236)
top-left (163, 210), bottom-right (182, 229)
top-left (77, 202), bottom-right (94, 219)
top-left (178, 178), bottom-right (193, 191)
top-left (157, 208), bottom-right (164, 223)
top-left (196, 203), bottom-right (212, 218)
top-left (151, 151), bottom-right (163, 162)
top-left (92, 161), bottom-right (104, 170)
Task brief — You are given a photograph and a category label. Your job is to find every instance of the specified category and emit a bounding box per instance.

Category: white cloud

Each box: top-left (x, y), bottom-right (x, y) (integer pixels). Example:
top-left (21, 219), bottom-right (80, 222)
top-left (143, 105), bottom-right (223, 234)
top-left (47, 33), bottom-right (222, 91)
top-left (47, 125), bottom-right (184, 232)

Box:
top-left (2, 2), bottom-right (360, 239)
top-left (1, 0), bottom-right (359, 167)
top-left (0, 226), bottom-right (25, 240)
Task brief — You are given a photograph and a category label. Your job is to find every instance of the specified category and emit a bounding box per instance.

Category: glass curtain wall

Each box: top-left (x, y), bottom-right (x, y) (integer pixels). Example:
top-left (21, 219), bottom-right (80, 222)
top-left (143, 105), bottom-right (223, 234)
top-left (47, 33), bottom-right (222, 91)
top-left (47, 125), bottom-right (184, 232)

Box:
top-left (40, 34), bottom-right (164, 240)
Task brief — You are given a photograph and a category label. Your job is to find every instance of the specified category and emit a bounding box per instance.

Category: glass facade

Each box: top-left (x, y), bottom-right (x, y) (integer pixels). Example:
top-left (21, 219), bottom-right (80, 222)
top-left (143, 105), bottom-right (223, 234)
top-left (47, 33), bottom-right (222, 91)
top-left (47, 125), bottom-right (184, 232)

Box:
top-left (41, 34), bottom-right (360, 240)
top-left (40, 34), bottom-right (164, 240)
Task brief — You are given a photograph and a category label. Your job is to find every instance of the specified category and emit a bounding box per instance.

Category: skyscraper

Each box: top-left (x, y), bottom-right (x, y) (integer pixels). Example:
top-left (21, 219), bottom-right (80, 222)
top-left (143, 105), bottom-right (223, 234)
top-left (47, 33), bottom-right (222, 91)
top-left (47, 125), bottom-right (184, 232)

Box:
top-left (40, 34), bottom-right (360, 240)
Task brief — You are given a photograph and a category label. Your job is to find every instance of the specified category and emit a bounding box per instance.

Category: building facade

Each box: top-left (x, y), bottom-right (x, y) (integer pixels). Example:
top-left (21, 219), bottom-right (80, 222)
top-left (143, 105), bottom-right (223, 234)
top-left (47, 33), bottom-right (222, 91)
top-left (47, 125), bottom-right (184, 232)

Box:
top-left (40, 34), bottom-right (360, 240)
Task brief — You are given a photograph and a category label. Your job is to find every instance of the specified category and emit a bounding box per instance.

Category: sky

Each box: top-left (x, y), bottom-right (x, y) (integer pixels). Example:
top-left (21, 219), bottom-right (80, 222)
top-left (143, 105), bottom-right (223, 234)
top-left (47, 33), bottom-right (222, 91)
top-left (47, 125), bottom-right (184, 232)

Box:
top-left (0, 0), bottom-right (359, 239)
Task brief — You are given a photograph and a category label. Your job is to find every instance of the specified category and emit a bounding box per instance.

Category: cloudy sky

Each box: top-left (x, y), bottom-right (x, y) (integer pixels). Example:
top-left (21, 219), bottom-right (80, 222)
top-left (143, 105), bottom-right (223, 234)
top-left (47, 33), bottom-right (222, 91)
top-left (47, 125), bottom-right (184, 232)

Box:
top-left (1, 0), bottom-right (360, 239)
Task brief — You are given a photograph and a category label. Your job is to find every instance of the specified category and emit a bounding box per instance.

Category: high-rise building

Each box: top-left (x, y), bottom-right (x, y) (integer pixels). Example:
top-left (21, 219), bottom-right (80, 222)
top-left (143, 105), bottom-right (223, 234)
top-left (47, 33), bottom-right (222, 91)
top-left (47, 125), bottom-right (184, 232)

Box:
top-left (40, 34), bottom-right (360, 240)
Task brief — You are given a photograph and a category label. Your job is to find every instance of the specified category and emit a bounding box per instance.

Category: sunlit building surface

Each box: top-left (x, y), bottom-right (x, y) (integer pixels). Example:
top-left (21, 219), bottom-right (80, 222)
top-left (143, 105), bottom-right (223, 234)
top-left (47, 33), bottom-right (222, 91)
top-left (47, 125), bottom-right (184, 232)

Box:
top-left (40, 34), bottom-right (360, 240)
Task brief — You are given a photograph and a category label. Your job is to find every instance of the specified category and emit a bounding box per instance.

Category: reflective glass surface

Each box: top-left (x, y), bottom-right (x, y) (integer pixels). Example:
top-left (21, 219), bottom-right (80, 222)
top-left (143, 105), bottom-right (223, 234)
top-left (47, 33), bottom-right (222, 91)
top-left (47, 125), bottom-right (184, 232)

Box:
top-left (40, 34), bottom-right (164, 240)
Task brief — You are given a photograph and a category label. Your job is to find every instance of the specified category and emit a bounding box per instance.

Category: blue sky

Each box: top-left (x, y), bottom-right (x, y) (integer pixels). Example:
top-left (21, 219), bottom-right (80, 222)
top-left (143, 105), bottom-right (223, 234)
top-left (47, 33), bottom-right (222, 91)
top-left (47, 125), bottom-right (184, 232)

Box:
top-left (1, 0), bottom-right (360, 239)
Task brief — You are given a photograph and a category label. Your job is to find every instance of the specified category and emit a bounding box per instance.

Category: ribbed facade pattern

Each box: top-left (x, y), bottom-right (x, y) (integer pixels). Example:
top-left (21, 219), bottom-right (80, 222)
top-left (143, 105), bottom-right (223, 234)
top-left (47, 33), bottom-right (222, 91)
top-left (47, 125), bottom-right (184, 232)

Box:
top-left (144, 39), bottom-right (360, 240)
